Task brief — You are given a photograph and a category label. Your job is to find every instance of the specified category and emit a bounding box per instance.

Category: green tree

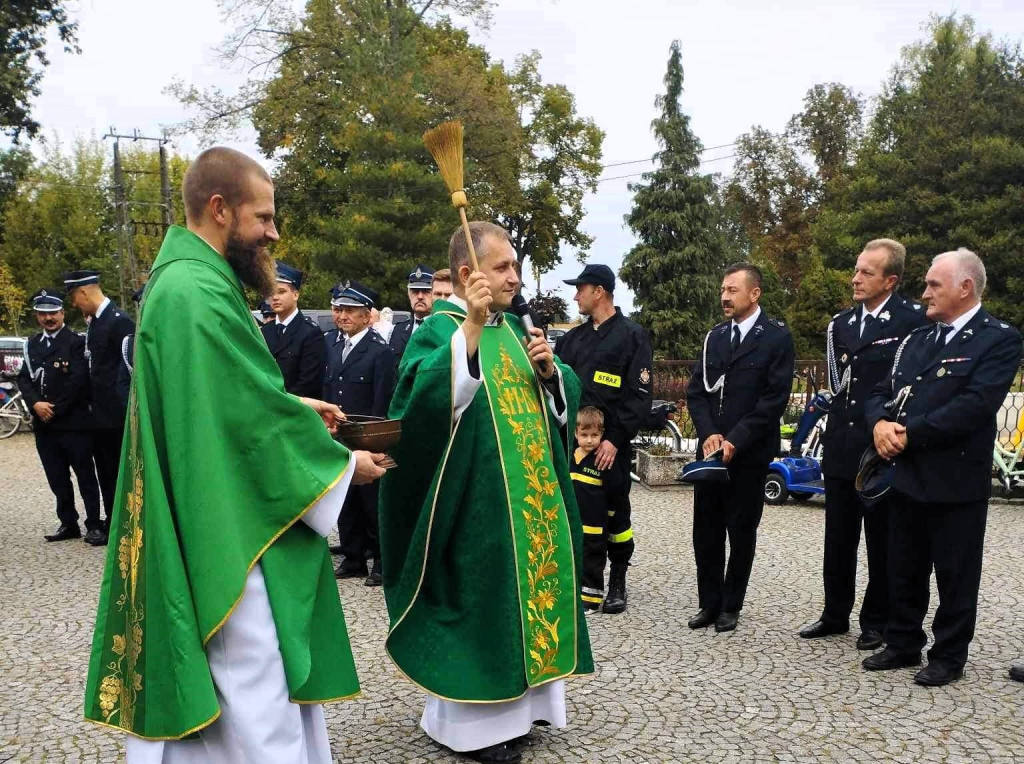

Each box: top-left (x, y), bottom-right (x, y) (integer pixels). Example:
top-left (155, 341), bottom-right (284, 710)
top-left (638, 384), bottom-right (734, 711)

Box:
top-left (0, 139), bottom-right (114, 327)
top-left (619, 41), bottom-right (724, 358)
top-left (0, 1), bottom-right (79, 141)
top-left (168, 0), bottom-right (602, 308)
top-left (815, 14), bottom-right (1024, 327)
top-left (0, 259), bottom-right (26, 334)
top-left (528, 290), bottom-right (569, 327)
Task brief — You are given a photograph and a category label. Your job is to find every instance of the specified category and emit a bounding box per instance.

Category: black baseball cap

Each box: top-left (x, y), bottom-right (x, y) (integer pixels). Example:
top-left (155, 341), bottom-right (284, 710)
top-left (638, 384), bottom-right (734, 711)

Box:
top-left (563, 263), bottom-right (615, 293)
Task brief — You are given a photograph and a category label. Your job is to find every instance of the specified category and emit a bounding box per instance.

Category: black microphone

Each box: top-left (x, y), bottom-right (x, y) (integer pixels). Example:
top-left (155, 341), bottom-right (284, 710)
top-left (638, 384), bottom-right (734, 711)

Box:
top-left (510, 294), bottom-right (550, 375)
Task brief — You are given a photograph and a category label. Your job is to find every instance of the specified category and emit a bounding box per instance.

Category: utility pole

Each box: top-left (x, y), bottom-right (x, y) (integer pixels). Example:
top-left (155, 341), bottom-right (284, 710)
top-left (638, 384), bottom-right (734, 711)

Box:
top-left (103, 128), bottom-right (172, 316)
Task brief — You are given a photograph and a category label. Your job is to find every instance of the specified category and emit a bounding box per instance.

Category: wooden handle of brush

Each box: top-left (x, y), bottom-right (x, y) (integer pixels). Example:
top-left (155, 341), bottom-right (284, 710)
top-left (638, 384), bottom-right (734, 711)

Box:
top-left (459, 207), bottom-right (480, 272)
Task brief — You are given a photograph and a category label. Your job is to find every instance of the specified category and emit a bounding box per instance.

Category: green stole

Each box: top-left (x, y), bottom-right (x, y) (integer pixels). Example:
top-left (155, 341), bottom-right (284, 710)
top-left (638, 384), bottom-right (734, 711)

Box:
top-left (84, 226), bottom-right (360, 740)
top-left (479, 318), bottom-right (580, 684)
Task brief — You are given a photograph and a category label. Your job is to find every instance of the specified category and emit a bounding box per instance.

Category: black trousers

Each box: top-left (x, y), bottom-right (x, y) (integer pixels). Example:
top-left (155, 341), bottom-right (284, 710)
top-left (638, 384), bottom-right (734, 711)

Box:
top-left (606, 448), bottom-right (634, 565)
top-left (820, 476), bottom-right (889, 632)
top-left (886, 491), bottom-right (987, 669)
top-left (337, 482), bottom-right (379, 568)
top-left (693, 464), bottom-right (768, 613)
top-left (35, 429), bottom-right (102, 531)
top-left (578, 492), bottom-right (609, 604)
top-left (93, 427), bottom-right (124, 525)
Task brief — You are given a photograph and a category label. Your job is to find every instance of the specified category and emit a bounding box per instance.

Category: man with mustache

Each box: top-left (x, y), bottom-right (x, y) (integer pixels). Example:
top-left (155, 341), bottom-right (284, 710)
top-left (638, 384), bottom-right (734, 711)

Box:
top-left (685, 263), bottom-right (795, 634)
top-left (261, 262), bottom-right (327, 398)
top-left (17, 289), bottom-right (103, 543)
top-left (388, 264), bottom-right (435, 366)
top-left (84, 146), bottom-right (387, 762)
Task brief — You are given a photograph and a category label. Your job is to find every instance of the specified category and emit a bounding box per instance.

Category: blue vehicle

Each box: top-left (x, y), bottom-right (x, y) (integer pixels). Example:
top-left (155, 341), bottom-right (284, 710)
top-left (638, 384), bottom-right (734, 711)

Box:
top-left (764, 390), bottom-right (829, 505)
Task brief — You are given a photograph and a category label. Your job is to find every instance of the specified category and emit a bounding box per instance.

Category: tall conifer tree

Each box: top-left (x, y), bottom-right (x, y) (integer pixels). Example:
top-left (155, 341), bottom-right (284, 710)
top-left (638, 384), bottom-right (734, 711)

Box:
top-left (620, 41), bottom-right (724, 358)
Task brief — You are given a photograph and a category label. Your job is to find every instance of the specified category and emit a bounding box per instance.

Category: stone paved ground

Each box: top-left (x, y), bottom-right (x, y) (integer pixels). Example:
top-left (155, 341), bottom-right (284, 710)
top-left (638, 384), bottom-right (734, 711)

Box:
top-left (2, 431), bottom-right (1024, 763)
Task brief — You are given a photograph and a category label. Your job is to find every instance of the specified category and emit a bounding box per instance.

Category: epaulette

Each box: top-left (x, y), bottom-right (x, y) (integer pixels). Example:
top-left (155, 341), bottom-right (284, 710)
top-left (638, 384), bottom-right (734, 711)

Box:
top-left (833, 305), bottom-right (855, 320)
top-left (304, 315), bottom-right (319, 328)
top-left (908, 324), bottom-right (932, 336)
top-left (896, 295), bottom-right (925, 312)
top-left (981, 316), bottom-right (1019, 333)
top-left (766, 316), bottom-right (789, 331)
top-left (712, 320), bottom-right (730, 330)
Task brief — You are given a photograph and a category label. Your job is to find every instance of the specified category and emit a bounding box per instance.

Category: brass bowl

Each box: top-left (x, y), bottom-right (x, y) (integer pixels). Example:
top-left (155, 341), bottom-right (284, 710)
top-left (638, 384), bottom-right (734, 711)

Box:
top-left (335, 415), bottom-right (402, 453)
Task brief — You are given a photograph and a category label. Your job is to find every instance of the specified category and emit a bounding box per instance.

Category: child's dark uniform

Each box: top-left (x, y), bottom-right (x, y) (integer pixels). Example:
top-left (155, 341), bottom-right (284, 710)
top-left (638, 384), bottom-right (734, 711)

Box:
top-left (571, 448), bottom-right (618, 609)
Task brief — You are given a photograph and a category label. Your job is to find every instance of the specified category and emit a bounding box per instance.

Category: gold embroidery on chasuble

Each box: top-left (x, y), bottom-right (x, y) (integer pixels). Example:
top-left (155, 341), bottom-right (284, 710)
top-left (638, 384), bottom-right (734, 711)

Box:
top-left (99, 391), bottom-right (145, 731)
top-left (489, 343), bottom-right (572, 683)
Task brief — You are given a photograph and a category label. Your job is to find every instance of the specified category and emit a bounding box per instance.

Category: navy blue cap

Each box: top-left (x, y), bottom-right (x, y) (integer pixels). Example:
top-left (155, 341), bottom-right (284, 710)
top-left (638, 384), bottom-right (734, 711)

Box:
top-left (331, 280), bottom-right (378, 309)
top-left (407, 264), bottom-right (435, 291)
top-left (258, 300), bottom-right (275, 316)
top-left (275, 262), bottom-right (304, 290)
top-left (62, 270), bottom-right (100, 290)
top-left (855, 446), bottom-right (892, 507)
top-left (31, 289), bottom-right (64, 312)
top-left (564, 263), bottom-right (615, 293)
top-left (677, 457), bottom-right (730, 484)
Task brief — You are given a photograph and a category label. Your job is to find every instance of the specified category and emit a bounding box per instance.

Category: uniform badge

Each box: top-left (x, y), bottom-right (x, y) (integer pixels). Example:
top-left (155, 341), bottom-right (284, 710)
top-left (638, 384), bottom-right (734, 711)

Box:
top-left (848, 314), bottom-right (857, 325)
top-left (414, 267), bottom-right (424, 279)
top-left (913, 304), bottom-right (922, 310)
top-left (879, 311), bottom-right (890, 322)
top-left (1001, 323), bottom-right (1009, 329)
top-left (937, 368), bottom-right (947, 377)
top-left (344, 279), bottom-right (351, 289)
top-left (53, 361), bottom-right (60, 368)
top-left (41, 290), bottom-right (47, 297)
top-left (639, 367), bottom-right (651, 385)
top-left (840, 353), bottom-right (848, 364)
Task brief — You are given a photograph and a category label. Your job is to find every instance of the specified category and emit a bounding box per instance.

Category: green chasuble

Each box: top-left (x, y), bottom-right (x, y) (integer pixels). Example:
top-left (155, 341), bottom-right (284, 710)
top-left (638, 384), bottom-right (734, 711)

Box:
top-left (380, 300), bottom-right (594, 702)
top-left (84, 226), bottom-right (360, 740)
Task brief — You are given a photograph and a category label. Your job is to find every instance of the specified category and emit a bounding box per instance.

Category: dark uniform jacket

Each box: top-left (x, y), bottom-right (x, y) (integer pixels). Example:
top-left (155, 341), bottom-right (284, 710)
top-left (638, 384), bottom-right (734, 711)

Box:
top-left (388, 317), bottom-right (424, 368)
top-left (17, 327), bottom-right (93, 431)
top-left (324, 328), bottom-right (395, 418)
top-left (86, 301), bottom-right (135, 430)
top-left (687, 311), bottom-right (796, 468)
top-left (866, 307), bottom-right (1022, 504)
top-left (822, 293), bottom-right (930, 479)
top-left (261, 310), bottom-right (327, 398)
top-left (116, 334), bottom-right (135, 409)
top-left (555, 309), bottom-right (654, 452)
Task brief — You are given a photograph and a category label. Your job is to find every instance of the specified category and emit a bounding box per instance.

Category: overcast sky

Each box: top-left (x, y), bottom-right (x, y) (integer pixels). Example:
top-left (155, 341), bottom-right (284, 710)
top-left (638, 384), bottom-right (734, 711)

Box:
top-left (29, 0), bottom-right (1024, 316)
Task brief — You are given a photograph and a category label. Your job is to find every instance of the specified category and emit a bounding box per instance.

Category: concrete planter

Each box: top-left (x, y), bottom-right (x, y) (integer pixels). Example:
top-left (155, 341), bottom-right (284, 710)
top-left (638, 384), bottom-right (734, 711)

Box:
top-left (635, 448), bottom-right (693, 488)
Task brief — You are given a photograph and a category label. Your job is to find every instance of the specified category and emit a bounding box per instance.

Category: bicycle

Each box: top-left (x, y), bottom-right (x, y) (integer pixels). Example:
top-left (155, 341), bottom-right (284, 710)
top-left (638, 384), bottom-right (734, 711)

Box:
top-left (630, 399), bottom-right (684, 483)
top-left (0, 372), bottom-right (33, 439)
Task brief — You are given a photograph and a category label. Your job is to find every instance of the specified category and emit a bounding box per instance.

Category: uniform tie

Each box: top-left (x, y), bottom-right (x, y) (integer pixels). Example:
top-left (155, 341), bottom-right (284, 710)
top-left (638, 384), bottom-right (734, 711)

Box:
top-left (731, 325), bottom-right (742, 353)
top-left (860, 312), bottom-right (875, 337)
top-left (935, 323), bottom-right (953, 345)
top-left (342, 337), bottom-right (353, 363)
top-left (276, 323), bottom-right (286, 338)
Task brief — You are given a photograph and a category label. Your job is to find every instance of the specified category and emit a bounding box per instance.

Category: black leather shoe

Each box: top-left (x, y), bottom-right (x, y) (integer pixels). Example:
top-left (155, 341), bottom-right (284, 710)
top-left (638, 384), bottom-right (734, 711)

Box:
top-left (1010, 663), bottom-right (1024, 683)
top-left (328, 544), bottom-right (343, 555)
top-left (601, 563), bottom-right (628, 614)
top-left (688, 609), bottom-right (718, 629)
top-left (799, 619), bottom-right (849, 639)
top-left (914, 663), bottom-right (964, 687)
top-left (466, 742), bottom-right (522, 763)
top-left (856, 630), bottom-right (884, 651)
top-left (862, 647), bottom-right (921, 671)
top-left (84, 528), bottom-right (108, 546)
top-left (715, 612), bottom-right (738, 632)
top-left (364, 560), bottom-right (382, 587)
top-left (44, 524), bottom-right (81, 542)
top-left (335, 562), bottom-right (367, 579)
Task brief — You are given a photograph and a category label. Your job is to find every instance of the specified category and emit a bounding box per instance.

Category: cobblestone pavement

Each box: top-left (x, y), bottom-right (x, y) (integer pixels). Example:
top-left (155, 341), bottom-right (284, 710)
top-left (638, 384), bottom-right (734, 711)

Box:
top-left (2, 431), bottom-right (1024, 763)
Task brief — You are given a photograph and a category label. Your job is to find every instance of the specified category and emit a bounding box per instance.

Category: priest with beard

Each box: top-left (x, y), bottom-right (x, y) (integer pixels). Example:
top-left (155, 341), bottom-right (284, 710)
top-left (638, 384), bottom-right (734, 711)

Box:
top-left (84, 146), bottom-right (387, 763)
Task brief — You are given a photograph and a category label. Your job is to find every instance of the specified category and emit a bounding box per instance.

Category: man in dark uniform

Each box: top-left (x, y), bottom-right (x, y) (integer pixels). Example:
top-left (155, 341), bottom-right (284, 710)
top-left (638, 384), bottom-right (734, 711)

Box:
top-left (257, 300), bottom-right (276, 325)
top-left (388, 264), bottom-right (435, 366)
top-left (64, 270), bottom-right (135, 543)
top-left (325, 280), bottom-right (395, 586)
top-left (116, 286), bottom-right (146, 408)
top-left (863, 248), bottom-right (1022, 686)
top-left (686, 262), bottom-right (795, 633)
top-left (555, 263), bottom-right (653, 614)
top-left (18, 290), bottom-right (104, 544)
top-left (260, 262), bottom-right (326, 398)
top-left (799, 239), bottom-right (930, 651)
